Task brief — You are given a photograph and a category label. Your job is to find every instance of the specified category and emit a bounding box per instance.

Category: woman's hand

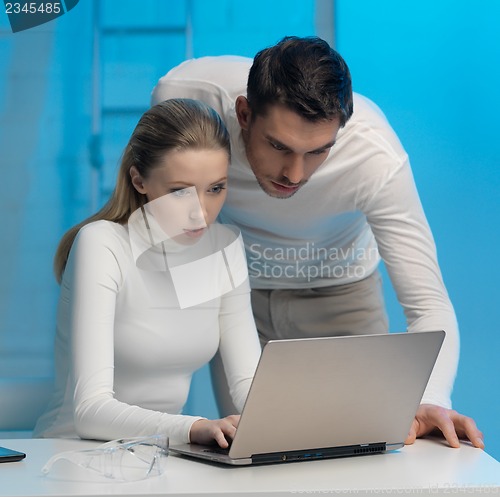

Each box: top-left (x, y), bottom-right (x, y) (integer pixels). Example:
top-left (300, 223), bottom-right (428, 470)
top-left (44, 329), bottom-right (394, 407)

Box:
top-left (189, 415), bottom-right (241, 448)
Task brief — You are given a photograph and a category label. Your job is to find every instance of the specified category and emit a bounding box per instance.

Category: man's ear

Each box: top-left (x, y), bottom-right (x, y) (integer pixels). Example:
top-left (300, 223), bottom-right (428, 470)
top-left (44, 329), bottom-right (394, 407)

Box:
top-left (235, 96), bottom-right (252, 131)
top-left (130, 166), bottom-right (146, 194)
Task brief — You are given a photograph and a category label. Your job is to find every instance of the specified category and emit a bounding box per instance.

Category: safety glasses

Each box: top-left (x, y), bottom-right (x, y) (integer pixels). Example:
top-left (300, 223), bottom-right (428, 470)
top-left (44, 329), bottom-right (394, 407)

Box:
top-left (41, 434), bottom-right (169, 482)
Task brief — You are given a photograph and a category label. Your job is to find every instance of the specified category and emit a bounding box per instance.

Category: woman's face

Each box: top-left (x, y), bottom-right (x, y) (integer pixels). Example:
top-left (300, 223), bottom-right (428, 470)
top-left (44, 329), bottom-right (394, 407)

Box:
top-left (131, 148), bottom-right (229, 244)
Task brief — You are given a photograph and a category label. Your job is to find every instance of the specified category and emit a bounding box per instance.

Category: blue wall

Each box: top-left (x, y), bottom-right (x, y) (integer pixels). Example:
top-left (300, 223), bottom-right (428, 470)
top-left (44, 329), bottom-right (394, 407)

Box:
top-left (0, 0), bottom-right (497, 458)
top-left (335, 0), bottom-right (500, 459)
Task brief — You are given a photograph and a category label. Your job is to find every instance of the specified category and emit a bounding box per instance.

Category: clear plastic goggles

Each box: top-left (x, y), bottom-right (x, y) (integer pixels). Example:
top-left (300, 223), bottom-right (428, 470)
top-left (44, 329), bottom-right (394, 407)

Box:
top-left (41, 434), bottom-right (169, 482)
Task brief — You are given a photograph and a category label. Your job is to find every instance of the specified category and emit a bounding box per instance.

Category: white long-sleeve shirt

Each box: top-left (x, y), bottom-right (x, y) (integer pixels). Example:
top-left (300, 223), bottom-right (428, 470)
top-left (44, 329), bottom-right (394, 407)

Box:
top-left (151, 56), bottom-right (459, 408)
top-left (33, 220), bottom-right (261, 443)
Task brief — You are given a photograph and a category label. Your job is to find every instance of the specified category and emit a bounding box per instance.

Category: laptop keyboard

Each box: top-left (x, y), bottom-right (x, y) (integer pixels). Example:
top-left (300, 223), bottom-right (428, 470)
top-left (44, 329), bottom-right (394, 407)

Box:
top-left (202, 446), bottom-right (230, 455)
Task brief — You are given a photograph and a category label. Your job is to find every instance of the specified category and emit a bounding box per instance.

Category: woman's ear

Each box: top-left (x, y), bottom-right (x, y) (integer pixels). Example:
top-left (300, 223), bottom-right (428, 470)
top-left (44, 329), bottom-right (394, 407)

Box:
top-left (235, 96), bottom-right (252, 131)
top-left (130, 166), bottom-right (147, 194)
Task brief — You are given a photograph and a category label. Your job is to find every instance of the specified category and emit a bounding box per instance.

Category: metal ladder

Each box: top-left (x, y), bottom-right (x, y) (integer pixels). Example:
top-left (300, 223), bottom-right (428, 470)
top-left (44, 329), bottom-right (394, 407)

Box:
top-left (89, 0), bottom-right (193, 210)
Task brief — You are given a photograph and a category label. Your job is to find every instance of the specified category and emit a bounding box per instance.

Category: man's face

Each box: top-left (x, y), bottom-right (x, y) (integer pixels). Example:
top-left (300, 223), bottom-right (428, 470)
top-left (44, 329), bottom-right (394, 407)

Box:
top-left (236, 97), bottom-right (340, 199)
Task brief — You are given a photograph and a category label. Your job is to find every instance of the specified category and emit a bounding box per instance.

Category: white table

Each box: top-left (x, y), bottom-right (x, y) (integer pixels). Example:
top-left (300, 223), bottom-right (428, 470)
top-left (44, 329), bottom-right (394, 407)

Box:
top-left (0, 437), bottom-right (499, 496)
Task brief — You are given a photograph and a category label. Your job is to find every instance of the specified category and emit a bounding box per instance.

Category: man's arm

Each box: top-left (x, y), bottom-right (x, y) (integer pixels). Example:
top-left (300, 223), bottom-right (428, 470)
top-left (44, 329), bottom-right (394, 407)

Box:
top-left (357, 121), bottom-right (483, 447)
top-left (365, 158), bottom-right (459, 408)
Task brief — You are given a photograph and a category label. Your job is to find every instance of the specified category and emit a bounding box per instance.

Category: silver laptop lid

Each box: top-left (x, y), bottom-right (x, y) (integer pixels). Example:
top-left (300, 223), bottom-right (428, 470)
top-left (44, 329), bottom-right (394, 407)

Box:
top-left (228, 331), bottom-right (445, 460)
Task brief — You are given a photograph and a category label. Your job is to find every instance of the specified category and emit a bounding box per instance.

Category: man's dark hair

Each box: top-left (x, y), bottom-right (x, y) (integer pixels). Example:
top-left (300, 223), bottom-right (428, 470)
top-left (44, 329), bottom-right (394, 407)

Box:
top-left (247, 36), bottom-right (353, 126)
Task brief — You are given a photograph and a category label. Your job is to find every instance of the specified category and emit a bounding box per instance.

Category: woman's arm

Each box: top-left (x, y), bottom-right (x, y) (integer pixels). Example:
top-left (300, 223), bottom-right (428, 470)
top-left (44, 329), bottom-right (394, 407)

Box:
top-left (65, 223), bottom-right (203, 443)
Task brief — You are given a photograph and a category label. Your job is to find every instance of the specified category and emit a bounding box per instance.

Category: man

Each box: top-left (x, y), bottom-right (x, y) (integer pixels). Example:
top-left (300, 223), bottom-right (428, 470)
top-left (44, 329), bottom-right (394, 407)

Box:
top-left (151, 36), bottom-right (484, 449)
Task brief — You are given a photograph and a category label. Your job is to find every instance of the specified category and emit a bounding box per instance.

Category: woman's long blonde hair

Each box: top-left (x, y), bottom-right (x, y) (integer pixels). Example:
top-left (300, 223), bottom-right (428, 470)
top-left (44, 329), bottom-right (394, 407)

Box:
top-left (54, 98), bottom-right (230, 283)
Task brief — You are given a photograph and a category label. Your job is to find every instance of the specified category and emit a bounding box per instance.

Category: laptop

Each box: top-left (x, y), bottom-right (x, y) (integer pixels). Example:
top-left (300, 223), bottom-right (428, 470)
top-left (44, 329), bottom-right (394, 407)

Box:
top-left (171, 330), bottom-right (445, 465)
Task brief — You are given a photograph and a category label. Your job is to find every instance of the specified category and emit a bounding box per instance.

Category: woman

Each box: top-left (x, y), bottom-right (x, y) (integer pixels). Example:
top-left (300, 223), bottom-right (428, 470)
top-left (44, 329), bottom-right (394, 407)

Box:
top-left (34, 99), bottom-right (261, 448)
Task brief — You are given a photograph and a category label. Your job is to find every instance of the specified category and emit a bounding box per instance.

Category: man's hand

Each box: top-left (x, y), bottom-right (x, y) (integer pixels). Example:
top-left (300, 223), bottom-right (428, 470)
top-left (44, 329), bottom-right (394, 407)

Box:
top-left (190, 415), bottom-right (240, 448)
top-left (405, 404), bottom-right (484, 449)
